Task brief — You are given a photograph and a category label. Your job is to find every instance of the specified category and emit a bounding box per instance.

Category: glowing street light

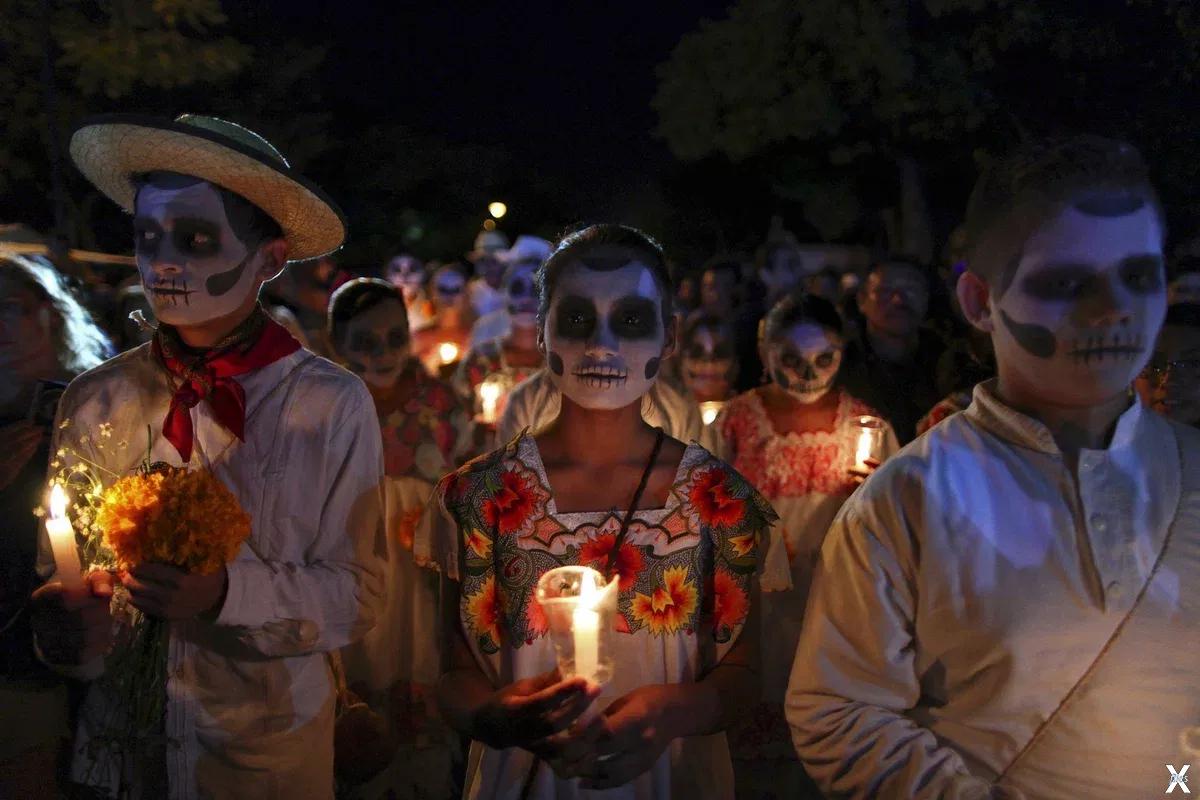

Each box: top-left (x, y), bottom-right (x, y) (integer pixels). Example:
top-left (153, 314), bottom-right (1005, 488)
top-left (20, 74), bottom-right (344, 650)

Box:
top-left (488, 201), bottom-right (508, 219)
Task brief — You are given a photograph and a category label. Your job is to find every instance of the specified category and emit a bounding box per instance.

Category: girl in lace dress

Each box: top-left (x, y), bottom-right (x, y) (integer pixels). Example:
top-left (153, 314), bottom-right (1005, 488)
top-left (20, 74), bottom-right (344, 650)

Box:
top-left (718, 292), bottom-right (898, 799)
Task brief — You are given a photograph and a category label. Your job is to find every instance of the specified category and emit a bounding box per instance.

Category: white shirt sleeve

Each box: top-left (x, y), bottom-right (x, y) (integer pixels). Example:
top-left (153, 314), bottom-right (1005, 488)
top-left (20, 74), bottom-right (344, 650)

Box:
top-left (785, 501), bottom-right (976, 798)
top-left (214, 388), bottom-right (387, 657)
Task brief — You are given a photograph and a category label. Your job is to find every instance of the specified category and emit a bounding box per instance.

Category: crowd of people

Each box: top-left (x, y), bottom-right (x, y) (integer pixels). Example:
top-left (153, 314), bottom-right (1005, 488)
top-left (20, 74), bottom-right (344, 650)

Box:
top-left (1, 112), bottom-right (1198, 800)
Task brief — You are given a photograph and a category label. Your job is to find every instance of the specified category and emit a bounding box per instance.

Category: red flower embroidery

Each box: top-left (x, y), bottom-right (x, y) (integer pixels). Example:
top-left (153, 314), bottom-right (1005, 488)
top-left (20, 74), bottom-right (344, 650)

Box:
top-left (482, 468), bottom-right (543, 535)
top-left (690, 468), bottom-right (745, 528)
top-left (525, 595), bottom-right (548, 642)
top-left (708, 568), bottom-right (749, 636)
top-left (631, 566), bottom-right (698, 634)
top-left (465, 576), bottom-right (501, 646)
top-left (579, 533), bottom-right (645, 591)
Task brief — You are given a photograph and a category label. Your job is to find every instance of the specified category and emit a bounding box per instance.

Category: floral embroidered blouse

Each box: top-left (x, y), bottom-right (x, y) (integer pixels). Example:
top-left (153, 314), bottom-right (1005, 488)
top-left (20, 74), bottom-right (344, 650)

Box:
top-left (718, 387), bottom-right (898, 762)
top-left (452, 338), bottom-right (541, 413)
top-left (415, 431), bottom-right (778, 799)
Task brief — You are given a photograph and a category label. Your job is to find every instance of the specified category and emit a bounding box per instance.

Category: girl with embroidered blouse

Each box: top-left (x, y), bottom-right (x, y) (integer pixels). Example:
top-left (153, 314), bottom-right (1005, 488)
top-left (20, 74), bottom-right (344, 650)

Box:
top-left (328, 278), bottom-right (465, 798)
top-left (717, 291), bottom-right (898, 798)
top-left (415, 224), bottom-right (780, 798)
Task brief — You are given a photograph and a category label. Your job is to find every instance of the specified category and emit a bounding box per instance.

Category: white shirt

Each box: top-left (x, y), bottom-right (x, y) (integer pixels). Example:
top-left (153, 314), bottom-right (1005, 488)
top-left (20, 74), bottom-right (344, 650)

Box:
top-left (495, 370), bottom-right (704, 446)
top-left (786, 379), bottom-right (1199, 799)
top-left (39, 343), bottom-right (386, 799)
top-left (469, 308), bottom-right (511, 347)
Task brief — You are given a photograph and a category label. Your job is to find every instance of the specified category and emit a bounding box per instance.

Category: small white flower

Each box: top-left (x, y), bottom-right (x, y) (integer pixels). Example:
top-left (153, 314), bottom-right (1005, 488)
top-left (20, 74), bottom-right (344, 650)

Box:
top-left (98, 423), bottom-right (113, 439)
top-left (59, 419), bottom-right (70, 430)
top-left (32, 507), bottom-right (46, 519)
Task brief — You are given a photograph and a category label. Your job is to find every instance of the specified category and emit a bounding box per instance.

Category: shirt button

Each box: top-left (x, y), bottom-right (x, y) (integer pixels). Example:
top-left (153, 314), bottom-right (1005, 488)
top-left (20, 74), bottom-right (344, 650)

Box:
top-left (1090, 515), bottom-right (1108, 532)
top-left (1107, 581), bottom-right (1123, 600)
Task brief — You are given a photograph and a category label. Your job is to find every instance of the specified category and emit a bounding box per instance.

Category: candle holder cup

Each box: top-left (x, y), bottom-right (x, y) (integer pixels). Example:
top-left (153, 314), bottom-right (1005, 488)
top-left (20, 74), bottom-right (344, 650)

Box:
top-left (534, 566), bottom-right (619, 687)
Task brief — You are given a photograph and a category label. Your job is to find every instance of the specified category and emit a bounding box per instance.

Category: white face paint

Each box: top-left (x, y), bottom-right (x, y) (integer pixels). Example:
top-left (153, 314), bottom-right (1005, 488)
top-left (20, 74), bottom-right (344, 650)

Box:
top-left (133, 181), bottom-right (264, 327)
top-left (767, 322), bottom-right (844, 404)
top-left (505, 261), bottom-right (538, 329)
top-left (385, 255), bottom-right (426, 304)
top-left (681, 326), bottom-right (736, 402)
top-left (991, 204), bottom-right (1166, 406)
top-left (544, 257), bottom-right (667, 411)
top-left (432, 267), bottom-right (466, 311)
top-left (337, 298), bottom-right (411, 390)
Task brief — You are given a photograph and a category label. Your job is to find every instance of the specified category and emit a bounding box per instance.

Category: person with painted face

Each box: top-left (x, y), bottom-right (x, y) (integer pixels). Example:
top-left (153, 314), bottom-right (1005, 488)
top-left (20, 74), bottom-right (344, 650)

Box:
top-left (787, 136), bottom-right (1200, 800)
top-left (29, 114), bottom-right (385, 799)
top-left (716, 292), bottom-right (896, 799)
top-left (455, 242), bottom-right (548, 439)
top-left (840, 258), bottom-right (946, 443)
top-left (1135, 302), bottom-right (1200, 427)
top-left (469, 234), bottom-right (553, 347)
top-left (384, 253), bottom-right (435, 333)
top-left (414, 262), bottom-right (473, 377)
top-left (676, 313), bottom-right (738, 404)
top-left (0, 254), bottom-right (110, 798)
top-left (466, 229), bottom-right (512, 319)
top-left (327, 278), bottom-right (462, 798)
top-left (415, 224), bottom-right (779, 798)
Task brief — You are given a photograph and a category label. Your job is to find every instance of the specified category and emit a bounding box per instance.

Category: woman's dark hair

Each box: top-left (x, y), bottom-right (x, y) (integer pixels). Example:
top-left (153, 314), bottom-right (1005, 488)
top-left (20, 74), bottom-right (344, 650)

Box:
top-left (762, 290), bottom-right (844, 344)
top-left (133, 171), bottom-right (284, 250)
top-left (681, 312), bottom-right (736, 351)
top-left (327, 277), bottom-right (408, 345)
top-left (535, 224), bottom-right (674, 327)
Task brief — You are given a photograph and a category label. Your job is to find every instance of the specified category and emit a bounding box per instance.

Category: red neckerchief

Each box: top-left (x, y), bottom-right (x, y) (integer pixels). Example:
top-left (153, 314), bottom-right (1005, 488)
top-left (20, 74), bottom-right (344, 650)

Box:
top-left (152, 312), bottom-right (301, 462)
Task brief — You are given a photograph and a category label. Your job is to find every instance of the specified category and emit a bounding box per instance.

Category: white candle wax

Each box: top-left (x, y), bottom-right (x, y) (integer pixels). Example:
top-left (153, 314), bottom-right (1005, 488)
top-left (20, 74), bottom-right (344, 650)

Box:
top-left (572, 606), bottom-right (600, 683)
top-left (479, 381), bottom-right (501, 424)
top-left (46, 485), bottom-right (84, 590)
top-left (854, 427), bottom-right (873, 471)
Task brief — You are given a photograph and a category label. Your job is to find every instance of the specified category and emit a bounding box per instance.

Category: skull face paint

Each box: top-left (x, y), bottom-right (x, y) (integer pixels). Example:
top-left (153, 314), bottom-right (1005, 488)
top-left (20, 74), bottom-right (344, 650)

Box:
top-left (767, 322), bottom-right (844, 404)
top-left (505, 261), bottom-right (539, 330)
top-left (991, 204), bottom-right (1166, 405)
top-left (544, 258), bottom-right (667, 410)
top-left (432, 266), bottom-right (466, 311)
top-left (133, 180), bottom-right (261, 327)
top-left (681, 325), bottom-right (736, 401)
top-left (385, 255), bottom-right (426, 304)
top-left (337, 297), bottom-right (411, 389)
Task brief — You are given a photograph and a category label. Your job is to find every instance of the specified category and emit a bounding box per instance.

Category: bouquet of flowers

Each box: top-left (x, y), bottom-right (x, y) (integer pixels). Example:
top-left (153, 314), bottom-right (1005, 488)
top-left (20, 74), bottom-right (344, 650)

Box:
top-left (47, 423), bottom-right (251, 790)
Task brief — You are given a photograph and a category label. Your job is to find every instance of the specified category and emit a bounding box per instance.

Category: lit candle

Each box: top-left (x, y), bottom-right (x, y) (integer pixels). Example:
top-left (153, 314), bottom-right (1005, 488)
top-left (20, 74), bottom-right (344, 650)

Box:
top-left (699, 400), bottom-right (725, 427)
top-left (852, 415), bottom-right (883, 472)
top-left (46, 484), bottom-right (84, 590)
top-left (438, 342), bottom-right (460, 364)
top-left (573, 570), bottom-right (600, 683)
top-left (479, 379), bottom-right (502, 424)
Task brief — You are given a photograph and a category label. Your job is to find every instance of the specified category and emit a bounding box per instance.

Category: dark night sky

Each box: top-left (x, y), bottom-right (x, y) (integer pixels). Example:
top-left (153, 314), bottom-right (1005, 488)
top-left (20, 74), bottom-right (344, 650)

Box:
top-left (240, 2), bottom-right (731, 228)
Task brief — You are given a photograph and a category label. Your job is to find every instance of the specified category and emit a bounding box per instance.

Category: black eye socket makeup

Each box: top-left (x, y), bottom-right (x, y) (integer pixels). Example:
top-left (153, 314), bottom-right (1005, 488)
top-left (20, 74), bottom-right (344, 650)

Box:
top-left (1119, 255), bottom-right (1165, 294)
top-left (609, 297), bottom-right (659, 339)
top-left (349, 331), bottom-right (382, 355)
top-left (386, 328), bottom-right (409, 349)
top-left (509, 277), bottom-right (532, 297)
top-left (554, 295), bottom-right (598, 340)
top-left (172, 219), bottom-right (222, 257)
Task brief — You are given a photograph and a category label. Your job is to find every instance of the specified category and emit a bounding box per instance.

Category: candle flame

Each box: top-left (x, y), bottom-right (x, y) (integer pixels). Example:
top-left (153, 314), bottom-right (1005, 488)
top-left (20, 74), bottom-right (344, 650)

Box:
top-left (49, 483), bottom-right (68, 519)
top-left (855, 428), bottom-right (873, 466)
top-left (438, 342), bottom-right (460, 364)
top-left (699, 400), bottom-right (724, 426)
top-left (578, 569), bottom-right (598, 609)
top-left (480, 380), bottom-right (502, 404)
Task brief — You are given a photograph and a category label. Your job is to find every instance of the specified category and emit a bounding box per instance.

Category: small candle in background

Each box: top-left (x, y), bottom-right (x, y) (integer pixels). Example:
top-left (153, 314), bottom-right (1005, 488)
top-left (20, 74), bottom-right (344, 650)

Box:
top-left (699, 400), bottom-right (725, 427)
top-left (438, 342), bottom-right (460, 365)
top-left (46, 484), bottom-right (84, 590)
top-left (852, 415), bottom-right (884, 473)
top-left (478, 379), bottom-right (502, 424)
top-left (572, 570), bottom-right (600, 683)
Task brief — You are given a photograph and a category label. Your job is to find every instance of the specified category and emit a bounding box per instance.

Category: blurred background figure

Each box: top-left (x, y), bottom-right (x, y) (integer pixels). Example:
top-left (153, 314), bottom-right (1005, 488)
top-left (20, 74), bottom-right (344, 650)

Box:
top-left (841, 257), bottom-right (944, 443)
top-left (717, 292), bottom-right (896, 800)
top-left (758, 239), bottom-right (807, 307)
top-left (384, 254), bottom-right (435, 332)
top-left (0, 254), bottom-right (110, 799)
top-left (327, 278), bottom-right (462, 799)
top-left (1137, 302), bottom-right (1200, 427)
top-left (677, 313), bottom-right (739, 403)
top-left (263, 254), bottom-right (347, 357)
top-left (465, 229), bottom-right (510, 318)
top-left (413, 261), bottom-right (472, 378)
top-left (468, 235), bottom-right (551, 346)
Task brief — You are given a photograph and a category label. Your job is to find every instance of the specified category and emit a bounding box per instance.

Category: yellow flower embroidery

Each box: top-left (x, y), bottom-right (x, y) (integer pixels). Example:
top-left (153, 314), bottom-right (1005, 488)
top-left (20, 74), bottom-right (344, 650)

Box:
top-left (630, 566), bottom-right (698, 634)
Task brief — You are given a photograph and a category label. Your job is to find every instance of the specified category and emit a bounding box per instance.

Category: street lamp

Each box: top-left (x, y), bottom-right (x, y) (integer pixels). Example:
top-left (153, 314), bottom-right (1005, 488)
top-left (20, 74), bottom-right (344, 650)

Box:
top-left (488, 201), bottom-right (508, 219)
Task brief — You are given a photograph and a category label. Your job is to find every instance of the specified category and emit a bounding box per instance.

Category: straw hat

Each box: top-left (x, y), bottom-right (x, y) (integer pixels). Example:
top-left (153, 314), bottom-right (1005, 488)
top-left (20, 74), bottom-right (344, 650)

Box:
top-left (467, 229), bottom-right (510, 261)
top-left (69, 114), bottom-right (346, 261)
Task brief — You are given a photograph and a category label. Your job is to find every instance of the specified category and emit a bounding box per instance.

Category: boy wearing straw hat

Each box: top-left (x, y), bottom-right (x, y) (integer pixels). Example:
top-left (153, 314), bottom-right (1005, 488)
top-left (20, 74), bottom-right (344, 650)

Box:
top-left (30, 114), bottom-right (385, 799)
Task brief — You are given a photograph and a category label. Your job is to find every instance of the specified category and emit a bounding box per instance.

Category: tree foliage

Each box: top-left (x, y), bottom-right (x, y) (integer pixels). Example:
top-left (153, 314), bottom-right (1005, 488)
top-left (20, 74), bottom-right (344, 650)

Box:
top-left (654, 0), bottom-right (1200, 242)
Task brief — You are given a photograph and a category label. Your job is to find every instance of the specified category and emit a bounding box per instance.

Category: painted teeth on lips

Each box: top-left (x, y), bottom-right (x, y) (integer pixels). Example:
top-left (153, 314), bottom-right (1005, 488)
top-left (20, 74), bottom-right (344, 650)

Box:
top-left (573, 364), bottom-right (628, 378)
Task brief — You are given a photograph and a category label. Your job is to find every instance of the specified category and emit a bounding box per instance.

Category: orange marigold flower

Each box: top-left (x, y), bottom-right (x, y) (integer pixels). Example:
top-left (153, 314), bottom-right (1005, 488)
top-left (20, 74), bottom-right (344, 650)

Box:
top-left (95, 468), bottom-right (250, 575)
top-left (631, 565), bottom-right (697, 634)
